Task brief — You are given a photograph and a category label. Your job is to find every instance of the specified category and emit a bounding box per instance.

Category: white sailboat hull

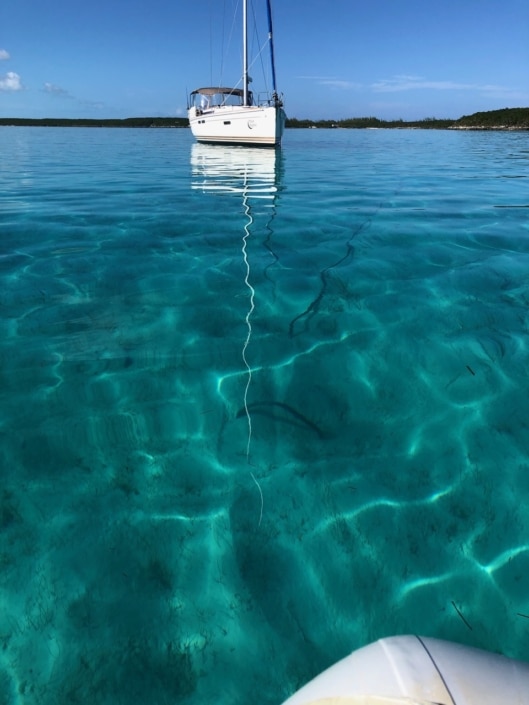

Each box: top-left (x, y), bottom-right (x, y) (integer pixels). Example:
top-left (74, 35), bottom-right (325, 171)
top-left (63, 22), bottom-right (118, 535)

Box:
top-left (188, 104), bottom-right (286, 146)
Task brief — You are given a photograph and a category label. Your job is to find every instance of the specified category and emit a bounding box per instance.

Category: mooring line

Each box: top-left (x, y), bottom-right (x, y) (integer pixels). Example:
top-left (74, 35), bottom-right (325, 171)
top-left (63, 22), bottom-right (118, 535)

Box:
top-left (241, 188), bottom-right (255, 459)
top-left (241, 187), bottom-right (263, 527)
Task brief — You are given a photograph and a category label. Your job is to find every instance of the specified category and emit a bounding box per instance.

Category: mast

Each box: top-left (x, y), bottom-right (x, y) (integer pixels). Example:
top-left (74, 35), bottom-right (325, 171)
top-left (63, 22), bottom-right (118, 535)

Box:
top-left (243, 0), bottom-right (249, 106)
top-left (265, 0), bottom-right (278, 96)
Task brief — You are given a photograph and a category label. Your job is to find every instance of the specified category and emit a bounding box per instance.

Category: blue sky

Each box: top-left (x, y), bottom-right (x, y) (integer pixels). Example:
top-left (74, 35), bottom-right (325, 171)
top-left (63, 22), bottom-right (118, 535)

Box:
top-left (1, 0), bottom-right (527, 120)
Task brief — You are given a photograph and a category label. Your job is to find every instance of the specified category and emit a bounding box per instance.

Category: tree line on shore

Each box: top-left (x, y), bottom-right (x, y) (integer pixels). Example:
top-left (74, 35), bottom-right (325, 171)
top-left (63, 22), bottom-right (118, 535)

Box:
top-left (286, 107), bottom-right (529, 129)
top-left (0, 117), bottom-right (187, 128)
top-left (0, 108), bottom-right (527, 130)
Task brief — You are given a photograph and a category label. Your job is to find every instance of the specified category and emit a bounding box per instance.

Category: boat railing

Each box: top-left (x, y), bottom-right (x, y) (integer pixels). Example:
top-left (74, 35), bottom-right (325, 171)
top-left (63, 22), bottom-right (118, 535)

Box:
top-left (256, 91), bottom-right (284, 108)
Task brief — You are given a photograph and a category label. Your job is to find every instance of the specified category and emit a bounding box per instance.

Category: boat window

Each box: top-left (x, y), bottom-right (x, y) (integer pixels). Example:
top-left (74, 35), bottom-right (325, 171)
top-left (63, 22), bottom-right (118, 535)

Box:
top-left (192, 91), bottom-right (251, 108)
top-left (217, 93), bottom-right (243, 106)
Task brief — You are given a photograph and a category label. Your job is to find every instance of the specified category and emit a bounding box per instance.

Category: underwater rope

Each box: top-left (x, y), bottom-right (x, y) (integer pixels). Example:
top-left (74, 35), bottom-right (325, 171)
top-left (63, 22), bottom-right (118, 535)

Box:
top-left (241, 185), bottom-right (264, 527)
top-left (289, 221), bottom-right (367, 337)
top-left (241, 188), bottom-right (254, 458)
top-left (236, 401), bottom-right (324, 438)
top-left (288, 185), bottom-right (403, 337)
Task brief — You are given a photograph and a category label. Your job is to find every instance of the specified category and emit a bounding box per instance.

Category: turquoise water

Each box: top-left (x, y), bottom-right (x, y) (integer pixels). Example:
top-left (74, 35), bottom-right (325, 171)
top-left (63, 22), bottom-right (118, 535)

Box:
top-left (1, 126), bottom-right (529, 703)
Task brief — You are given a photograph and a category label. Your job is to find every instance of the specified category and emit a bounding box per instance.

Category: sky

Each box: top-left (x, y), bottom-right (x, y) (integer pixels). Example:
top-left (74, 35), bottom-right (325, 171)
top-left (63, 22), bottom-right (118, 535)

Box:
top-left (1, 0), bottom-right (528, 121)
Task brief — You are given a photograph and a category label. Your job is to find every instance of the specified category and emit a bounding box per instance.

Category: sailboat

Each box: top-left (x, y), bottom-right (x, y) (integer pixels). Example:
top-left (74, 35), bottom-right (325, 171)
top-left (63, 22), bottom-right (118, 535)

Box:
top-left (187, 0), bottom-right (286, 146)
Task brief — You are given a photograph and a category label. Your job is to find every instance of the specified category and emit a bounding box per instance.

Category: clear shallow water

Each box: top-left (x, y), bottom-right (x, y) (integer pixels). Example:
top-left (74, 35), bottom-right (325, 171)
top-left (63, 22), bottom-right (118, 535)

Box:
top-left (1, 126), bottom-right (529, 703)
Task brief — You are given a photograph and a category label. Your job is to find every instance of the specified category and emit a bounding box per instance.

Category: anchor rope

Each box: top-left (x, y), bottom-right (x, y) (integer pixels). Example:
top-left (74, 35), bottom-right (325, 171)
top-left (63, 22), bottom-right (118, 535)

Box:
top-left (241, 186), bottom-right (263, 527)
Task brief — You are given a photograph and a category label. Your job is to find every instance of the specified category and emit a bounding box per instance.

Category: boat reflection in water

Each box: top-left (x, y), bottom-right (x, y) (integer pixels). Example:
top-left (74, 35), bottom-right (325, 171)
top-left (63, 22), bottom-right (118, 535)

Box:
top-left (189, 143), bottom-right (282, 284)
top-left (190, 142), bottom-right (281, 200)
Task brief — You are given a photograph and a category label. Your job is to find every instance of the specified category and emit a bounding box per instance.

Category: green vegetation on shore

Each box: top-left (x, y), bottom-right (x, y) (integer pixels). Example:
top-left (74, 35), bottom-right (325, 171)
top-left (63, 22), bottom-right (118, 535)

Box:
top-left (454, 107), bottom-right (529, 128)
top-left (0, 108), bottom-right (527, 130)
top-left (0, 117), bottom-right (188, 128)
top-left (286, 116), bottom-right (454, 129)
top-left (287, 107), bottom-right (529, 130)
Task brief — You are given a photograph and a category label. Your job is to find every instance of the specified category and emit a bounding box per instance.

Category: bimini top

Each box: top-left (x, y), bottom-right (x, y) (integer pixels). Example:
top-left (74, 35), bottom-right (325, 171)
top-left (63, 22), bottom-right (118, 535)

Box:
top-left (190, 87), bottom-right (244, 97)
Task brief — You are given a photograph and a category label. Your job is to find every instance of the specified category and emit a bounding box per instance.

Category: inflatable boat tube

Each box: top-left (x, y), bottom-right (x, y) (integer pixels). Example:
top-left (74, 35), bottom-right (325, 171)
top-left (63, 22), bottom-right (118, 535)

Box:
top-left (280, 635), bottom-right (529, 705)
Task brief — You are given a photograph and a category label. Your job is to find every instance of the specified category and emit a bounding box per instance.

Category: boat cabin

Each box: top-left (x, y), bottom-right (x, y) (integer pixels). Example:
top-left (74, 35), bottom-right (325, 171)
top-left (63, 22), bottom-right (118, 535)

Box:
top-left (189, 87), bottom-right (253, 112)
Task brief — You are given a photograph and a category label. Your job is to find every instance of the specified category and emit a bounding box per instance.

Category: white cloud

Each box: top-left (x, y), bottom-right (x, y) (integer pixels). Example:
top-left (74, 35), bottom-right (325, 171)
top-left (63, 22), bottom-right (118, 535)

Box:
top-left (0, 71), bottom-right (23, 91)
top-left (319, 79), bottom-right (362, 90)
top-left (372, 75), bottom-right (510, 94)
top-left (298, 75), bottom-right (362, 90)
top-left (0, 49), bottom-right (10, 60)
top-left (80, 99), bottom-right (105, 110)
top-left (44, 82), bottom-right (73, 97)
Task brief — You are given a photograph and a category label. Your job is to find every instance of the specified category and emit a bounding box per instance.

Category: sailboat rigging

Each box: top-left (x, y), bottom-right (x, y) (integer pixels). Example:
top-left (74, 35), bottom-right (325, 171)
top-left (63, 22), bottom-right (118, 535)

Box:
top-left (187, 0), bottom-right (286, 146)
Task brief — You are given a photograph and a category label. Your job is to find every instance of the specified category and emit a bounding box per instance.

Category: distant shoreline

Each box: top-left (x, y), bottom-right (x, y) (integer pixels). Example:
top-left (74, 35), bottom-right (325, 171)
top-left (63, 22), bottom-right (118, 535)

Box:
top-left (0, 117), bottom-right (189, 129)
top-left (0, 108), bottom-right (528, 130)
top-left (287, 108), bottom-right (529, 130)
